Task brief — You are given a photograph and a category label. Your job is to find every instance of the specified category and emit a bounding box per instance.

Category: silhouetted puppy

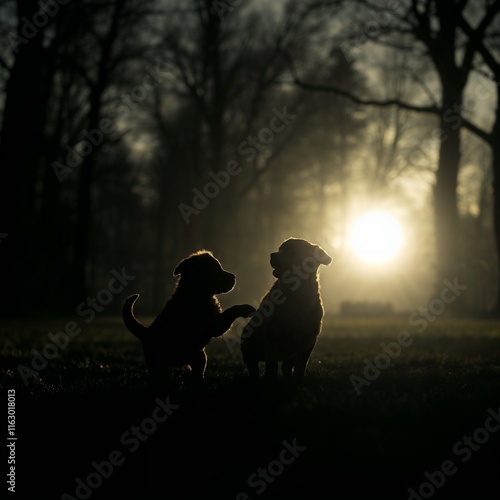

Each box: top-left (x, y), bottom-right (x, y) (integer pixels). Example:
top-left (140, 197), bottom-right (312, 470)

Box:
top-left (241, 238), bottom-right (332, 383)
top-left (122, 251), bottom-right (255, 383)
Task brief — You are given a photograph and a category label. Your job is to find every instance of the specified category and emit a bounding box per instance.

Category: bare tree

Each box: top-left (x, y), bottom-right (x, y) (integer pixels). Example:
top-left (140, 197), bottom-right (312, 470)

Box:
top-left (0, 0), bottom-right (68, 314)
top-left (457, 5), bottom-right (500, 313)
top-left (0, 0), bottom-right (158, 312)
top-left (291, 0), bottom-right (500, 308)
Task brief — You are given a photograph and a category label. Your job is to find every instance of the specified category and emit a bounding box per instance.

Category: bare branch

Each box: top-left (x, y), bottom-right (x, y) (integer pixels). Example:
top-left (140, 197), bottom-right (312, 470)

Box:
top-left (294, 75), bottom-right (438, 113)
top-left (461, 0), bottom-right (500, 75)
top-left (459, 10), bottom-right (500, 79)
top-left (276, 46), bottom-right (440, 123)
top-left (461, 116), bottom-right (492, 143)
top-left (406, 67), bottom-right (439, 106)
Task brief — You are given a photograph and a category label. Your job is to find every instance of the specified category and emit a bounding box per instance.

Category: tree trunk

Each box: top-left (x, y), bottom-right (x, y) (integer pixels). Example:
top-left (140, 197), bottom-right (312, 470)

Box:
top-left (433, 124), bottom-right (461, 282)
top-left (74, 138), bottom-right (95, 302)
top-left (154, 167), bottom-right (170, 311)
top-left (0, 0), bottom-right (48, 315)
top-left (73, 0), bottom-right (124, 302)
top-left (427, 0), bottom-right (469, 304)
top-left (433, 70), bottom-right (465, 297)
top-left (491, 100), bottom-right (500, 314)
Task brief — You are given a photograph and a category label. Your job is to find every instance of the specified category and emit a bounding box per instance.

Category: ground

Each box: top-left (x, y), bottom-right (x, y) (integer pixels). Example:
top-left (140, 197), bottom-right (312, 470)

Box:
top-left (1, 317), bottom-right (500, 499)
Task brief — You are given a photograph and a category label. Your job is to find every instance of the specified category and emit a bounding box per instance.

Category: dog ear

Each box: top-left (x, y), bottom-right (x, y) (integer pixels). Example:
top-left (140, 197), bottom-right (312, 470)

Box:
top-left (315, 246), bottom-right (332, 265)
top-left (173, 258), bottom-right (187, 277)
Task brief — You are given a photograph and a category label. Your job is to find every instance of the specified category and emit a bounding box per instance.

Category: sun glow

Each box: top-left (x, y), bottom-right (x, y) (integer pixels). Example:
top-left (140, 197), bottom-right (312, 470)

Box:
top-left (348, 211), bottom-right (404, 264)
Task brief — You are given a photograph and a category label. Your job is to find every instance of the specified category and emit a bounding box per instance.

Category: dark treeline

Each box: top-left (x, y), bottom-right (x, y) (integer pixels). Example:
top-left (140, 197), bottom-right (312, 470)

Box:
top-left (0, 0), bottom-right (498, 316)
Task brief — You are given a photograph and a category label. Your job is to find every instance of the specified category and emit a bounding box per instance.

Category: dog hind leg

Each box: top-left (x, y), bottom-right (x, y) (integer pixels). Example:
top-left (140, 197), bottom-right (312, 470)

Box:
top-left (292, 353), bottom-right (312, 384)
top-left (281, 357), bottom-right (295, 379)
top-left (189, 350), bottom-right (208, 382)
top-left (242, 347), bottom-right (260, 381)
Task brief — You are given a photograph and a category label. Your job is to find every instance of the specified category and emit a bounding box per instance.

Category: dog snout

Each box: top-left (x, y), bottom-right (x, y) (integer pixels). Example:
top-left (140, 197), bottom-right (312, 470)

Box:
top-left (222, 271), bottom-right (236, 292)
top-left (270, 252), bottom-right (280, 268)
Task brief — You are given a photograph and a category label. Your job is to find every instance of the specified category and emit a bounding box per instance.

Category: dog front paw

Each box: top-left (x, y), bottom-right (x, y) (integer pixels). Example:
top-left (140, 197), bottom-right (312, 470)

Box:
top-left (234, 304), bottom-right (256, 318)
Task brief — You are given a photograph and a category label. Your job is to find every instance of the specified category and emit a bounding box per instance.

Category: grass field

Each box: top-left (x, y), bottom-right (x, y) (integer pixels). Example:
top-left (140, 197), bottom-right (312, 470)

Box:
top-left (2, 317), bottom-right (500, 499)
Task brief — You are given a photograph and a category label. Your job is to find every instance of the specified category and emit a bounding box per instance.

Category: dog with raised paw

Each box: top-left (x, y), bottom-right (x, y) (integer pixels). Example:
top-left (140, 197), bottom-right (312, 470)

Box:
top-left (241, 238), bottom-right (332, 383)
top-left (122, 251), bottom-right (255, 384)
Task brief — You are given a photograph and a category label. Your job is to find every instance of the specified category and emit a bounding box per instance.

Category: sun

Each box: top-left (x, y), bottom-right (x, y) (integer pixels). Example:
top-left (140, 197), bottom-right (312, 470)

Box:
top-left (348, 211), bottom-right (404, 264)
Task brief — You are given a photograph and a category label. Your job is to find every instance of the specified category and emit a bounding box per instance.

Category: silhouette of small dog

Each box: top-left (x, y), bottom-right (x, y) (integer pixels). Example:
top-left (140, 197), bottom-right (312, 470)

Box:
top-left (241, 238), bottom-right (332, 383)
top-left (122, 251), bottom-right (255, 384)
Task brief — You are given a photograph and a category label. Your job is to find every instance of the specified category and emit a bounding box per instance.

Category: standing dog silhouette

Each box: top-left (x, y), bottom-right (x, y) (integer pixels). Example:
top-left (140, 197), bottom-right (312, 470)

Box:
top-left (123, 251), bottom-right (255, 383)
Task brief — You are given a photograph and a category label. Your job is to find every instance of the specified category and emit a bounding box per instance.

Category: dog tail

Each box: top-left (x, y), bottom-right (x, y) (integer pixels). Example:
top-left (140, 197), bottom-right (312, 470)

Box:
top-left (122, 294), bottom-right (148, 339)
